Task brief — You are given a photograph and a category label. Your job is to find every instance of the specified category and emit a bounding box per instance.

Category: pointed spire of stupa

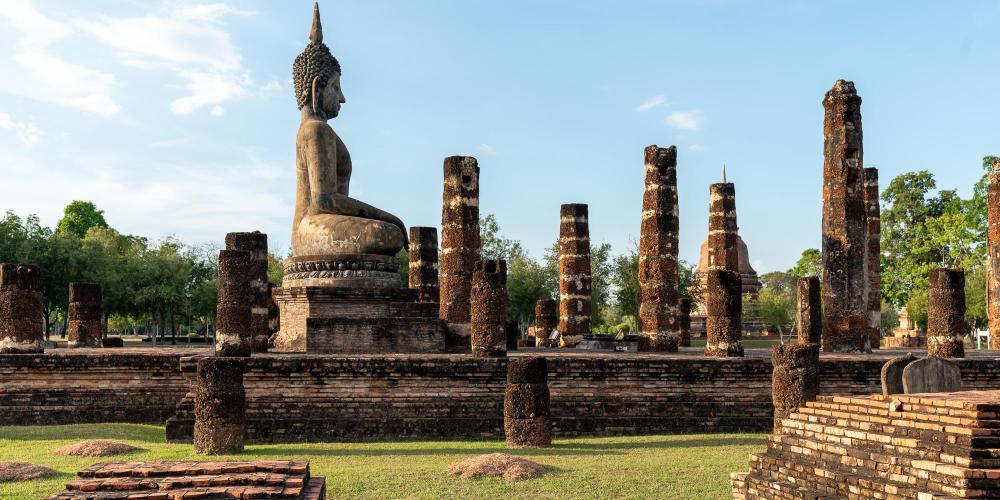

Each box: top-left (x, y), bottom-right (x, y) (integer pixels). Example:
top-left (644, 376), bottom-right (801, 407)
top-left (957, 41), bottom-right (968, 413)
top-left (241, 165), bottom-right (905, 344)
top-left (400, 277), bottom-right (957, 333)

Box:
top-left (309, 1), bottom-right (323, 44)
top-left (722, 163), bottom-right (727, 183)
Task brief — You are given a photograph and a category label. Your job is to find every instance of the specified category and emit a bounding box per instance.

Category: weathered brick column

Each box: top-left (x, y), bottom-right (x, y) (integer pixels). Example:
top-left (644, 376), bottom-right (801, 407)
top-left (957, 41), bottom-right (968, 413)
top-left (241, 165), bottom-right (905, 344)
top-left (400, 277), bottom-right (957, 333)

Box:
top-left (559, 204), bottom-right (592, 347)
top-left (67, 282), bottom-right (102, 348)
top-left (863, 167), bottom-right (881, 348)
top-left (771, 343), bottom-right (819, 432)
top-left (440, 156), bottom-right (480, 349)
top-left (471, 259), bottom-right (507, 357)
top-left (927, 268), bottom-right (965, 358)
top-left (193, 357), bottom-right (246, 455)
top-left (679, 297), bottom-right (692, 347)
top-left (704, 176), bottom-right (742, 357)
top-left (408, 226), bottom-right (439, 304)
top-left (704, 269), bottom-right (743, 357)
top-left (216, 249), bottom-right (252, 357)
top-left (821, 80), bottom-right (869, 353)
top-left (638, 145), bottom-right (680, 351)
top-left (505, 357), bottom-right (551, 447)
top-left (534, 299), bottom-right (557, 348)
top-left (225, 231), bottom-right (269, 353)
top-left (797, 277), bottom-right (822, 344)
top-left (988, 160), bottom-right (1000, 349)
top-left (708, 181), bottom-right (739, 272)
top-left (0, 263), bottom-right (43, 354)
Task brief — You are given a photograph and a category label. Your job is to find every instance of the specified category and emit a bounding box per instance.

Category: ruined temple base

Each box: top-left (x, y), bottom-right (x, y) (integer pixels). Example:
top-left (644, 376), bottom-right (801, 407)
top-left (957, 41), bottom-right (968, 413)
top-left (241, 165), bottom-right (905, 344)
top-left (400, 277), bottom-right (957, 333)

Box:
top-left (271, 286), bottom-right (445, 354)
top-left (50, 460), bottom-right (325, 499)
top-left (881, 334), bottom-right (927, 349)
top-left (732, 391), bottom-right (1000, 499)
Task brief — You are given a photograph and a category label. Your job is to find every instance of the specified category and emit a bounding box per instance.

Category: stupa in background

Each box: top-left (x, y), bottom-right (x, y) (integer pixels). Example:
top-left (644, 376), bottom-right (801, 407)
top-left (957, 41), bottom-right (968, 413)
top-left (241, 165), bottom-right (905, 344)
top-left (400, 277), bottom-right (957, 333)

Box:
top-left (691, 236), bottom-right (763, 335)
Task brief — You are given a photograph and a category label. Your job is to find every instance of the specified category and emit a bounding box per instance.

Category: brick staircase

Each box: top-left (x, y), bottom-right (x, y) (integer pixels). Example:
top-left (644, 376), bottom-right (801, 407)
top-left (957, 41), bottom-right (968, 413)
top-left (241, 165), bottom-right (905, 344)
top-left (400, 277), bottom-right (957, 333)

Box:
top-left (49, 460), bottom-right (325, 499)
top-left (732, 391), bottom-right (1000, 499)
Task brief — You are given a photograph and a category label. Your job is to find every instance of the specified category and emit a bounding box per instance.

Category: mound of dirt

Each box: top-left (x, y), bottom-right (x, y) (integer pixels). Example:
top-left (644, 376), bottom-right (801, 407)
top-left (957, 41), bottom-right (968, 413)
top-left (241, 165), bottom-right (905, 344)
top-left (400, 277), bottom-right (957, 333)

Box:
top-left (54, 440), bottom-right (140, 457)
top-left (447, 453), bottom-right (547, 483)
top-left (0, 461), bottom-right (57, 482)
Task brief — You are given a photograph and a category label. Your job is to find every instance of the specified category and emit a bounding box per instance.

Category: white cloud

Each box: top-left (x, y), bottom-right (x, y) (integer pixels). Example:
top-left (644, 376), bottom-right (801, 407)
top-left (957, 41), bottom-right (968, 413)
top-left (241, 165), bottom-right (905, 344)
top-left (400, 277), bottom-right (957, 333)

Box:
top-left (477, 143), bottom-right (497, 155)
top-left (688, 144), bottom-right (707, 152)
top-left (0, 146), bottom-right (293, 246)
top-left (0, 0), bottom-right (73, 48)
top-left (0, 1), bottom-right (121, 116)
top-left (665, 110), bottom-right (704, 131)
top-left (5, 52), bottom-right (120, 116)
top-left (0, 112), bottom-right (41, 148)
top-left (635, 95), bottom-right (665, 113)
top-left (74, 4), bottom-right (253, 116)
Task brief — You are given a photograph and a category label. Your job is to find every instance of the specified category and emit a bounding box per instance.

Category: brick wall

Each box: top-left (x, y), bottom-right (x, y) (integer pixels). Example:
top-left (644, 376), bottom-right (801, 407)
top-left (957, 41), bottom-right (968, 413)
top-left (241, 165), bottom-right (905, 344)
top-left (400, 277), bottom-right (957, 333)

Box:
top-left (166, 352), bottom-right (1000, 443)
top-left (0, 349), bottom-right (191, 425)
top-left (2, 349), bottom-right (998, 441)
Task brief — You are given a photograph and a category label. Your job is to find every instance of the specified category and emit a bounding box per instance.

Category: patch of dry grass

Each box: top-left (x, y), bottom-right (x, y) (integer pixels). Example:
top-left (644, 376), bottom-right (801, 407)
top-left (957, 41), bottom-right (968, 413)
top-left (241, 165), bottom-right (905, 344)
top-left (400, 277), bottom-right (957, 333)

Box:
top-left (54, 440), bottom-right (139, 457)
top-left (448, 453), bottom-right (547, 483)
top-left (0, 462), bottom-right (57, 483)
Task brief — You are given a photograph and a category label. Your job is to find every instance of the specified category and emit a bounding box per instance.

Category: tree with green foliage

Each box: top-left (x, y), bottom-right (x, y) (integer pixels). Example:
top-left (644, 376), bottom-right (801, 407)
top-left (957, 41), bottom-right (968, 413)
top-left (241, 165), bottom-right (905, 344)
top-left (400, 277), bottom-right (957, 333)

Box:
top-left (756, 287), bottom-right (794, 333)
top-left (789, 249), bottom-right (822, 278)
top-left (56, 201), bottom-right (108, 238)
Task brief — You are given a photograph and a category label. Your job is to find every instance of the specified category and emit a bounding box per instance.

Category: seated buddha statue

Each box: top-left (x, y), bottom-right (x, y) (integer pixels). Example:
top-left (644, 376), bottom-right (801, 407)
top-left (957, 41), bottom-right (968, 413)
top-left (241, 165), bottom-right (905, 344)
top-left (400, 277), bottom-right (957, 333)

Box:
top-left (290, 3), bottom-right (406, 257)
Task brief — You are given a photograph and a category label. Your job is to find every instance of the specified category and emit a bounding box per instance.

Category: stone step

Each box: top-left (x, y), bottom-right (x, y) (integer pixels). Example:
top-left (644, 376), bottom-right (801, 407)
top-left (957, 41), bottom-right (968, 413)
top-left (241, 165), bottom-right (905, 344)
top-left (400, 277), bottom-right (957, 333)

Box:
top-left (764, 437), bottom-right (1000, 493)
top-left (747, 451), bottom-right (994, 499)
top-left (740, 470), bottom-right (834, 499)
top-left (779, 412), bottom-right (1000, 467)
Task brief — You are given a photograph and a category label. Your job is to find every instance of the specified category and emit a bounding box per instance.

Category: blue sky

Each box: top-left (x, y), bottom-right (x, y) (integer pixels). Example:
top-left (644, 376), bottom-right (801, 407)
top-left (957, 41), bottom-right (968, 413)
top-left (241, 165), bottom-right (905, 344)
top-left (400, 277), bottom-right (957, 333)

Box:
top-left (0, 1), bottom-right (997, 273)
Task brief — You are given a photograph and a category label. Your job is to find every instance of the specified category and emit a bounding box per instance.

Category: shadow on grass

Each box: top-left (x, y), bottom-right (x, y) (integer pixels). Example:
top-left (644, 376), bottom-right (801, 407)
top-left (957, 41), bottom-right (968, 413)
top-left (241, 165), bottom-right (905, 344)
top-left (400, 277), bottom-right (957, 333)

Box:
top-left (244, 445), bottom-right (625, 458)
top-left (555, 436), bottom-right (765, 450)
top-left (0, 424), bottom-right (165, 444)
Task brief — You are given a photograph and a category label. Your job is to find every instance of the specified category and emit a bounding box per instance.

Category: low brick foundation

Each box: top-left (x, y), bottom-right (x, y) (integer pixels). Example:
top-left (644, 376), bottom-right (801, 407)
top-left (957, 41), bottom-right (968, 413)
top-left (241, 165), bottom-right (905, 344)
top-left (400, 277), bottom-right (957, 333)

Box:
top-left (0, 349), bottom-right (191, 425)
top-left (3, 348), bottom-right (1000, 443)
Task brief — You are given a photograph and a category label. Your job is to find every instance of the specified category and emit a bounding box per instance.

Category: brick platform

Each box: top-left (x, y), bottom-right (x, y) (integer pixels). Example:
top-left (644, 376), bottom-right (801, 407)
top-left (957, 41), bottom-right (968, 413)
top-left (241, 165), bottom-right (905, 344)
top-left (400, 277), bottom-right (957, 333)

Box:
top-left (4, 347), bottom-right (1000, 443)
top-left (50, 460), bottom-right (325, 499)
top-left (732, 391), bottom-right (1000, 499)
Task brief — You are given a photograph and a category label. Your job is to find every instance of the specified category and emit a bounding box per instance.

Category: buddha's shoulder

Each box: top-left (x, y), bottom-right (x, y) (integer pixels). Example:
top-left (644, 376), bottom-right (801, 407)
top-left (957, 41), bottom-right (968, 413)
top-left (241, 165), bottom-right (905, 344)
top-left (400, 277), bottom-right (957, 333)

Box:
top-left (297, 119), bottom-right (337, 140)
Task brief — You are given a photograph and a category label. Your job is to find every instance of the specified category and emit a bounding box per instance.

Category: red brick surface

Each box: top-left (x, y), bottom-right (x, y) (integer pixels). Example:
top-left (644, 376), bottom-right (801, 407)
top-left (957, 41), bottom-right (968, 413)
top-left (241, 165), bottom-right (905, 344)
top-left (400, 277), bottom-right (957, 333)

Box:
top-left (733, 391), bottom-right (1000, 499)
top-left (50, 460), bottom-right (324, 499)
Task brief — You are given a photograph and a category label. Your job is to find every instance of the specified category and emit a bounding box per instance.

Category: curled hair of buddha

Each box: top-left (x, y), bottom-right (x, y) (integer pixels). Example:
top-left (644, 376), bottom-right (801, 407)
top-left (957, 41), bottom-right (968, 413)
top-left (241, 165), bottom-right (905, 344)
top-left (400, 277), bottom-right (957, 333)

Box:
top-left (293, 2), bottom-right (341, 111)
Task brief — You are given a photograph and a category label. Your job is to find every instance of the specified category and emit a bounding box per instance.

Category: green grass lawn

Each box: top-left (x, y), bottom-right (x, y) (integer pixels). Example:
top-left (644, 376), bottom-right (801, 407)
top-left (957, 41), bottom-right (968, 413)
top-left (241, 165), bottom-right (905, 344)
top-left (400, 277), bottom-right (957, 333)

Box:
top-left (0, 424), bottom-right (764, 499)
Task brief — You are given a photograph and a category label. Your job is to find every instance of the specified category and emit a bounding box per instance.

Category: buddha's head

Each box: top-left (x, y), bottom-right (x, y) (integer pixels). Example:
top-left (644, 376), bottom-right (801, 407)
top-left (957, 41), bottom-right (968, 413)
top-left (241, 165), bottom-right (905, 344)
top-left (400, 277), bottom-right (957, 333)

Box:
top-left (293, 2), bottom-right (345, 119)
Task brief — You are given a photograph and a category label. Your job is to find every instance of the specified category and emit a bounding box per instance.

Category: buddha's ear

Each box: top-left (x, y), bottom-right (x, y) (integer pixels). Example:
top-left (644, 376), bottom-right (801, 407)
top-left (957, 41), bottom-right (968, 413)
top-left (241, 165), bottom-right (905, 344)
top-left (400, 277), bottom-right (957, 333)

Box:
top-left (311, 76), bottom-right (321, 115)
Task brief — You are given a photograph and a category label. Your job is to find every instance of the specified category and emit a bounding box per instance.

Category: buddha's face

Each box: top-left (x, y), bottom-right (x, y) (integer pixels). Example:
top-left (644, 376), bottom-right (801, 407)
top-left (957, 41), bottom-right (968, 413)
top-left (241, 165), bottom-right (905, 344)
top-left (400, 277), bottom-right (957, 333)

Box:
top-left (321, 73), bottom-right (346, 118)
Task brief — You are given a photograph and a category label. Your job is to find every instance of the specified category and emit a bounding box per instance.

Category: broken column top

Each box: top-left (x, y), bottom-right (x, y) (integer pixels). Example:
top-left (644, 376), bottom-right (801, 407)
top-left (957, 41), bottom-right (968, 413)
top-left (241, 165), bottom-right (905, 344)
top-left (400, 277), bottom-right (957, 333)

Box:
top-left (644, 144), bottom-right (677, 169)
top-left (0, 263), bottom-right (42, 291)
top-left (69, 282), bottom-right (102, 303)
top-left (443, 156), bottom-right (480, 188)
top-left (409, 226), bottom-right (437, 243)
top-left (475, 259), bottom-right (507, 280)
top-left (825, 79), bottom-right (860, 102)
top-left (560, 203), bottom-right (588, 219)
top-left (225, 231), bottom-right (267, 256)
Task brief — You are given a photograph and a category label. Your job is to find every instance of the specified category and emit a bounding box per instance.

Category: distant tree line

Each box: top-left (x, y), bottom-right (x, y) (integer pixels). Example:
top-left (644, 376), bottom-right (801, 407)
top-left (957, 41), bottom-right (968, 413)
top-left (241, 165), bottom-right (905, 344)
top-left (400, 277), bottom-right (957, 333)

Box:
top-left (0, 201), bottom-right (283, 343)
